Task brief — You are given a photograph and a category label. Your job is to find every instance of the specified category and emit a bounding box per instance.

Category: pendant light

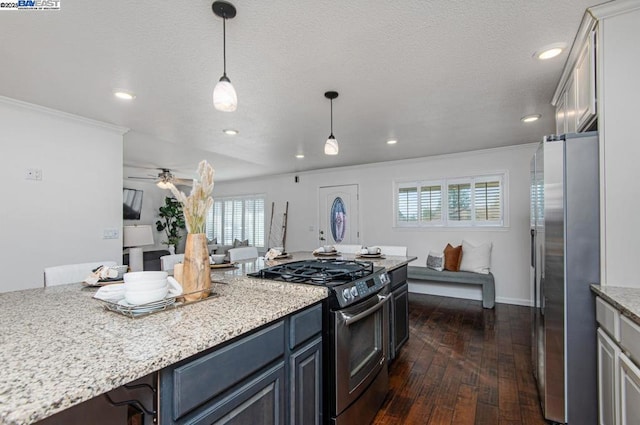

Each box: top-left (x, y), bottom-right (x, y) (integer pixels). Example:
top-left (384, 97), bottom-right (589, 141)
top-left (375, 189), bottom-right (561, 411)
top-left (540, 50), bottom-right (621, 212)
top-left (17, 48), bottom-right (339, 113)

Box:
top-left (212, 1), bottom-right (237, 112)
top-left (324, 91), bottom-right (339, 155)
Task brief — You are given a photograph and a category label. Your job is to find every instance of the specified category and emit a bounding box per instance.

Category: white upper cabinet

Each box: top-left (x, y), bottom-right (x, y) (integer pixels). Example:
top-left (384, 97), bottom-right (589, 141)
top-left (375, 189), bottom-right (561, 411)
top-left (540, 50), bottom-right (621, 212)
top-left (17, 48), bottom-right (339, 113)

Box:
top-left (552, 13), bottom-right (598, 134)
top-left (555, 91), bottom-right (567, 136)
top-left (575, 30), bottom-right (597, 131)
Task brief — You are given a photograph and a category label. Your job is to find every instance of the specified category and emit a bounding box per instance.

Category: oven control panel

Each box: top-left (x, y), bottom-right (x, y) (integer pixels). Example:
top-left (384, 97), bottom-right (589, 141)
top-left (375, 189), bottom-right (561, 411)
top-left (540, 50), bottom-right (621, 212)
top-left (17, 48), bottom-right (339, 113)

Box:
top-left (336, 270), bottom-right (389, 307)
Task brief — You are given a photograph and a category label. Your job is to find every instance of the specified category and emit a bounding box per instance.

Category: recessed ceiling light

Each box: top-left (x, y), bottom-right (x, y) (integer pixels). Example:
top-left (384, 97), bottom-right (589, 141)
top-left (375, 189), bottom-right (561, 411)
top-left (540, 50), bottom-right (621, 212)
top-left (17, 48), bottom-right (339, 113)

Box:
top-left (521, 114), bottom-right (542, 123)
top-left (113, 90), bottom-right (135, 100)
top-left (533, 43), bottom-right (567, 60)
top-left (295, 154), bottom-right (305, 159)
top-left (223, 129), bottom-right (238, 135)
top-left (386, 139), bottom-right (398, 145)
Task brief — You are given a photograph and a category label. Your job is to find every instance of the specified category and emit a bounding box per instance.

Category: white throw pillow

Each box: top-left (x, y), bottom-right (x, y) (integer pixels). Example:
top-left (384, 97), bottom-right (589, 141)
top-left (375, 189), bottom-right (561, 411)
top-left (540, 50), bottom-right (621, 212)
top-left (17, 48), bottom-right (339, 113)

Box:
top-left (459, 240), bottom-right (492, 274)
top-left (426, 251), bottom-right (445, 271)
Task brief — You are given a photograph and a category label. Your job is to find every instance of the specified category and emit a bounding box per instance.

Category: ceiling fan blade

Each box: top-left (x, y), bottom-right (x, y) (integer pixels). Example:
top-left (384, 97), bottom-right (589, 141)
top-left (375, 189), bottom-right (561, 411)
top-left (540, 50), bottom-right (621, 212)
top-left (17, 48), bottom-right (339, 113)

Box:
top-left (128, 176), bottom-right (157, 180)
top-left (173, 178), bottom-right (193, 186)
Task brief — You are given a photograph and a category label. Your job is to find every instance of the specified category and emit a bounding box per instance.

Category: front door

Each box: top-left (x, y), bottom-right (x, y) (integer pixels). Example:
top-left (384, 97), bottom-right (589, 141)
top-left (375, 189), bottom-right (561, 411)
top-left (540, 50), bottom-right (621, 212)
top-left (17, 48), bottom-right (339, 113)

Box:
top-left (318, 185), bottom-right (359, 245)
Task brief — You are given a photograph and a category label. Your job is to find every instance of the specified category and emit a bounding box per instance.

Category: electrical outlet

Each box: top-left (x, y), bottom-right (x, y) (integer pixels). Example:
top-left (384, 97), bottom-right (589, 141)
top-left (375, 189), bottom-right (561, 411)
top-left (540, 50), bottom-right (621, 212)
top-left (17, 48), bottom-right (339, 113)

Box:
top-left (103, 228), bottom-right (119, 239)
top-left (25, 168), bottom-right (42, 181)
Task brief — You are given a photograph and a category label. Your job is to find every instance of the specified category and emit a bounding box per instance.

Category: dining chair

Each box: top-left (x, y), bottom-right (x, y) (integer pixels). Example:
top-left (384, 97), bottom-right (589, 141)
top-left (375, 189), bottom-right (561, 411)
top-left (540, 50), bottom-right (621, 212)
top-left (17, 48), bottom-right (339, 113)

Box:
top-left (160, 254), bottom-right (185, 271)
top-left (334, 244), bottom-right (363, 254)
top-left (376, 245), bottom-right (408, 256)
top-left (228, 246), bottom-right (259, 262)
top-left (44, 261), bottom-right (118, 287)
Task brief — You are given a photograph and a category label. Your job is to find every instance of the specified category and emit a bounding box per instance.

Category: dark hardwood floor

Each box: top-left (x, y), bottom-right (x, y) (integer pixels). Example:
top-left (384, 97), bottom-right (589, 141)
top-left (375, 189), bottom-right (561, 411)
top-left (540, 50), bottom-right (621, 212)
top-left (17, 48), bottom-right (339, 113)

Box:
top-left (373, 293), bottom-right (547, 425)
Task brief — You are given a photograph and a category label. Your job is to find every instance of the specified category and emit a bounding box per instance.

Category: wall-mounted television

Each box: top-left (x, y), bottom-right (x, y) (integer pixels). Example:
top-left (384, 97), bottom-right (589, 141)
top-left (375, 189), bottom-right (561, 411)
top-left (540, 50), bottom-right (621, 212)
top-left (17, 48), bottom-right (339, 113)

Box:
top-left (123, 188), bottom-right (143, 220)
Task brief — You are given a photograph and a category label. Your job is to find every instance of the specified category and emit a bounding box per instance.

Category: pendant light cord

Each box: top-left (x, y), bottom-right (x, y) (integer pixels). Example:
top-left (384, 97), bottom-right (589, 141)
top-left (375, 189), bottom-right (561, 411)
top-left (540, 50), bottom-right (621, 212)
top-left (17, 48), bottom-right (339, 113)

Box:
top-left (222, 17), bottom-right (227, 76)
top-left (330, 99), bottom-right (333, 135)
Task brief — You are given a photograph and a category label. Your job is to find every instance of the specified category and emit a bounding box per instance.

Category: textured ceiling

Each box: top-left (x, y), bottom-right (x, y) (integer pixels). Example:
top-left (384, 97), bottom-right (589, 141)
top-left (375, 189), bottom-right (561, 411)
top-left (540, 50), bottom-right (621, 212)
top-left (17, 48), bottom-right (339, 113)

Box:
top-left (0, 0), bottom-right (597, 181)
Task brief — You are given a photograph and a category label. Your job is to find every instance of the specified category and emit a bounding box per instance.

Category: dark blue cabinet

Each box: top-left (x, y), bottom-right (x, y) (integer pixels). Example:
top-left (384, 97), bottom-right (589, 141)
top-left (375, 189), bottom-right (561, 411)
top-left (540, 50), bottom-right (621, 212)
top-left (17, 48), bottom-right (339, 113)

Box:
top-left (289, 337), bottom-right (322, 425)
top-left (160, 303), bottom-right (323, 425)
top-left (389, 265), bottom-right (409, 361)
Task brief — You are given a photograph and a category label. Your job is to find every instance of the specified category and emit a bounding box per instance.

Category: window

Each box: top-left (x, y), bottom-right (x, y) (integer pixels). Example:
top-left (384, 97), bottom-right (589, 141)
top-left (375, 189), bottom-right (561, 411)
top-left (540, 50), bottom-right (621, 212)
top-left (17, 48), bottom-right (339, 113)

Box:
top-left (395, 174), bottom-right (505, 227)
top-left (206, 194), bottom-right (265, 247)
top-left (396, 182), bottom-right (443, 225)
top-left (447, 182), bottom-right (471, 222)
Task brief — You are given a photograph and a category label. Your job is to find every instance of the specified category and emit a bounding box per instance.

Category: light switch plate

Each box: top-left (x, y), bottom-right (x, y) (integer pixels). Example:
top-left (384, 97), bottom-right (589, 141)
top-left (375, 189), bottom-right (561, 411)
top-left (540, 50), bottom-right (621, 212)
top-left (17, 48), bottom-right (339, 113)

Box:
top-left (103, 228), bottom-right (119, 239)
top-left (25, 168), bottom-right (42, 180)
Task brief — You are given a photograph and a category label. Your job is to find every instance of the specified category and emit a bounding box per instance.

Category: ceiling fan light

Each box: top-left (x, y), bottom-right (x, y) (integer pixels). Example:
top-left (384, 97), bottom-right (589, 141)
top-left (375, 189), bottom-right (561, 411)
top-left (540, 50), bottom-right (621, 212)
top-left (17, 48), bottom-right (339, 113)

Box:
top-left (213, 76), bottom-right (237, 112)
top-left (324, 135), bottom-right (339, 155)
top-left (157, 180), bottom-right (172, 189)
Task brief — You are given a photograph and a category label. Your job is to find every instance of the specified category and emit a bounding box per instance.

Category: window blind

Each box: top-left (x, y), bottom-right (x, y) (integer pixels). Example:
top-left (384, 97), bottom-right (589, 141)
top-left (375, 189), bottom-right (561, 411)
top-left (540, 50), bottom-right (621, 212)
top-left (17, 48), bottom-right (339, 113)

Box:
top-left (474, 181), bottom-right (501, 221)
top-left (206, 195), bottom-right (266, 247)
top-left (397, 186), bottom-right (418, 223)
top-left (395, 173), bottom-right (505, 227)
top-left (448, 183), bottom-right (472, 221)
top-left (420, 185), bottom-right (442, 221)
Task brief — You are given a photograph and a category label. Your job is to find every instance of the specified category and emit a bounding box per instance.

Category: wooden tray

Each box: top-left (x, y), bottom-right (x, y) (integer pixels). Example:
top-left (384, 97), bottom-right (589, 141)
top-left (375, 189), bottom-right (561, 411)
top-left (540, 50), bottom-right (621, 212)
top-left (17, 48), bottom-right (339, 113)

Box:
top-left (82, 279), bottom-right (124, 287)
top-left (313, 251), bottom-right (341, 257)
top-left (210, 262), bottom-right (238, 269)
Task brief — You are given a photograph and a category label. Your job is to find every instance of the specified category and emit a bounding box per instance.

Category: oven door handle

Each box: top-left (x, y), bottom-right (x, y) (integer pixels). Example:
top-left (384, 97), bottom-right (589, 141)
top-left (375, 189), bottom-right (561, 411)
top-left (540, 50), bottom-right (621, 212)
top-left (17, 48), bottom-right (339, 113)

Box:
top-left (340, 294), bottom-right (389, 326)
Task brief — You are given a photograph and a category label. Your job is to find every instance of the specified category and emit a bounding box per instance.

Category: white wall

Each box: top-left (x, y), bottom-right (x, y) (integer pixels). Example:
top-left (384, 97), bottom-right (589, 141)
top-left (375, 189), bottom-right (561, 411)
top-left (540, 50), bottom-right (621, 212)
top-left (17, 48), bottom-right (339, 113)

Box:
top-left (0, 97), bottom-right (126, 292)
top-left (214, 143), bottom-right (537, 306)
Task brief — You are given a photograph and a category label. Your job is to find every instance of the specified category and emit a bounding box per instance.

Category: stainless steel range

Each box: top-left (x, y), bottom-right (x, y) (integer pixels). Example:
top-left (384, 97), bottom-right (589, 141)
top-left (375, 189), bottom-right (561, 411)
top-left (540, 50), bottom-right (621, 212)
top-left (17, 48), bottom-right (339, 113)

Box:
top-left (250, 259), bottom-right (391, 425)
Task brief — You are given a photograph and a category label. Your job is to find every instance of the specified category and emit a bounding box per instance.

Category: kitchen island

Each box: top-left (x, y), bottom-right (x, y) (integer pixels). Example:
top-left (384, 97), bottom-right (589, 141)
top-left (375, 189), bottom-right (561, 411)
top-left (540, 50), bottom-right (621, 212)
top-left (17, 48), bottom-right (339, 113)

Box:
top-left (0, 252), bottom-right (415, 425)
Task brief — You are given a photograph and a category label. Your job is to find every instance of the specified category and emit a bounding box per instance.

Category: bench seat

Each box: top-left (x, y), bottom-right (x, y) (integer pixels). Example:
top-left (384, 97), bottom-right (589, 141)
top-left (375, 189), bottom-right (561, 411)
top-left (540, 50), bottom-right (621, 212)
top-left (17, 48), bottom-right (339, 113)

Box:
top-left (407, 266), bottom-right (495, 309)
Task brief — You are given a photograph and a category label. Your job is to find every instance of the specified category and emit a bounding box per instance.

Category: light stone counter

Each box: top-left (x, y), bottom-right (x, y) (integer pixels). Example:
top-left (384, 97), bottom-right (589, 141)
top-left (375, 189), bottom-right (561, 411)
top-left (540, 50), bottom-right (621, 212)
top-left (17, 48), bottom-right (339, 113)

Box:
top-left (0, 252), bottom-right (414, 425)
top-left (0, 274), bottom-right (327, 425)
top-left (591, 284), bottom-right (640, 325)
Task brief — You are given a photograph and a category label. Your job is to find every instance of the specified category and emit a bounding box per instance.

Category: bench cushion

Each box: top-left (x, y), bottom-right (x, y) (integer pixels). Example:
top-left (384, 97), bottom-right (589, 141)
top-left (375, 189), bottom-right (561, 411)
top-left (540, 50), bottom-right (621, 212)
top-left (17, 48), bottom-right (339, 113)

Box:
top-left (407, 266), bottom-right (495, 309)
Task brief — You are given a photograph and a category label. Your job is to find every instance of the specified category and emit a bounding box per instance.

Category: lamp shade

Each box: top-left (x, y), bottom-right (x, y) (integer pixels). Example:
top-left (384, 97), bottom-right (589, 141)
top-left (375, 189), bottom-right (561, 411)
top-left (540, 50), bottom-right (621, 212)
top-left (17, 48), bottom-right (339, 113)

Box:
top-left (123, 225), bottom-right (154, 248)
top-left (324, 135), bottom-right (339, 155)
top-left (213, 78), bottom-right (237, 112)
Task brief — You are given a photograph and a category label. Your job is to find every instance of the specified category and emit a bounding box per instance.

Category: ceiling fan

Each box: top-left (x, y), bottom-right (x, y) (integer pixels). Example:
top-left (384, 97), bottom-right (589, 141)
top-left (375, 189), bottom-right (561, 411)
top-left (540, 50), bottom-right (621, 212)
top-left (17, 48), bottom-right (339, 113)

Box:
top-left (128, 168), bottom-right (193, 188)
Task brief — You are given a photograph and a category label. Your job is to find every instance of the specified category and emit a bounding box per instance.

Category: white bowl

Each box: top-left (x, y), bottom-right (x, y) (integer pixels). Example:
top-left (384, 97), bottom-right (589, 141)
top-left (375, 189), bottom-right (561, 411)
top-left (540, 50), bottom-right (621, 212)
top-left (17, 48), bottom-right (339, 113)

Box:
top-left (211, 254), bottom-right (226, 264)
top-left (124, 286), bottom-right (169, 305)
top-left (124, 279), bottom-right (168, 291)
top-left (112, 265), bottom-right (129, 279)
top-left (123, 271), bottom-right (168, 283)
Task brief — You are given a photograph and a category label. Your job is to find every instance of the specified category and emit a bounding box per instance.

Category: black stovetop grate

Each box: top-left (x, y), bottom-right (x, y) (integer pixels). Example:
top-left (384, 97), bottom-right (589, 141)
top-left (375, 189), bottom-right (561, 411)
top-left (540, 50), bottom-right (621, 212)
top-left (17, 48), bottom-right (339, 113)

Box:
top-left (250, 259), bottom-right (374, 286)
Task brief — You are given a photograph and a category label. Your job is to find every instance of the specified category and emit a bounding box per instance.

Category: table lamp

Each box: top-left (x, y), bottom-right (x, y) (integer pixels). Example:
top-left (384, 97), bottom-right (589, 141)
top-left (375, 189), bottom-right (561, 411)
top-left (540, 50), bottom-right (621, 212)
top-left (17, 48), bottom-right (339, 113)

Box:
top-left (123, 225), bottom-right (154, 272)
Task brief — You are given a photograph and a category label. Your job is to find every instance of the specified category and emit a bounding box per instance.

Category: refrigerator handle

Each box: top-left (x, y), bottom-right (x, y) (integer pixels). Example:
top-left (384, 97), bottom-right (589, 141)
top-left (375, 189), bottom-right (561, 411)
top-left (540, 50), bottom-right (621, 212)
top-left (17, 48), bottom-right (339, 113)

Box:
top-left (530, 228), bottom-right (535, 267)
top-left (540, 276), bottom-right (546, 315)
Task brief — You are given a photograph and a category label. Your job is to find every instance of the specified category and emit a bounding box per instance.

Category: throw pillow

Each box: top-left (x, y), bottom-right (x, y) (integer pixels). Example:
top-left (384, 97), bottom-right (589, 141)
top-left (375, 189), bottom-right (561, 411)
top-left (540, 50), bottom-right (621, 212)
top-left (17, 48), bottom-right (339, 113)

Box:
top-left (233, 238), bottom-right (249, 248)
top-left (426, 251), bottom-right (445, 271)
top-left (459, 240), bottom-right (493, 274)
top-left (443, 243), bottom-right (463, 271)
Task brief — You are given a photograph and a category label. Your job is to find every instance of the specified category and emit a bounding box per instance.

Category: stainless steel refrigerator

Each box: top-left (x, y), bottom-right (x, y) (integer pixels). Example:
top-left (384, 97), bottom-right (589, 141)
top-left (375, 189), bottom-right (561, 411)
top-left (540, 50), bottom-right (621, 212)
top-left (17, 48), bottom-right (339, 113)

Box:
top-left (530, 132), bottom-right (599, 424)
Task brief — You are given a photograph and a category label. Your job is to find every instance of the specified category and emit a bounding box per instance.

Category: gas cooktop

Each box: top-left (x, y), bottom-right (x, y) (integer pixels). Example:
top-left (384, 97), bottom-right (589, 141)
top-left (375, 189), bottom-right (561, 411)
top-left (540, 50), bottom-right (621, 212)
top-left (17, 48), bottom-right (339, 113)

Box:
top-left (249, 259), bottom-right (374, 286)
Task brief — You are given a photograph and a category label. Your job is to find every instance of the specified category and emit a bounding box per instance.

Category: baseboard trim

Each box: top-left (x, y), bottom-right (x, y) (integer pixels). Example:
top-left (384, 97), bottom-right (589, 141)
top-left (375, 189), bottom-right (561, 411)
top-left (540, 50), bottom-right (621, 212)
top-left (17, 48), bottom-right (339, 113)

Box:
top-left (408, 282), bottom-right (533, 307)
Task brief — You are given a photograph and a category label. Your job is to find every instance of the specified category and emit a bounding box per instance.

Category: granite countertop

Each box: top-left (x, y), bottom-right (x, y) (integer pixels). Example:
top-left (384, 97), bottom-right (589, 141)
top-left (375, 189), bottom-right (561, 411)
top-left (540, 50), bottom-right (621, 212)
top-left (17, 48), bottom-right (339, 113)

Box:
top-left (0, 252), bottom-right (415, 425)
top-left (0, 274), bottom-right (327, 425)
top-left (591, 284), bottom-right (640, 325)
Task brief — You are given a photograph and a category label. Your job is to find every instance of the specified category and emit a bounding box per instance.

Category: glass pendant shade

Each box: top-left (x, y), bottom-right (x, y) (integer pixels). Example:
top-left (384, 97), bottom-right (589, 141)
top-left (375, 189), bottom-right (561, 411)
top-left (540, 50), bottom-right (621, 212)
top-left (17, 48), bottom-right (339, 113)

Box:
top-left (213, 76), bottom-right (237, 112)
top-left (324, 135), bottom-right (339, 155)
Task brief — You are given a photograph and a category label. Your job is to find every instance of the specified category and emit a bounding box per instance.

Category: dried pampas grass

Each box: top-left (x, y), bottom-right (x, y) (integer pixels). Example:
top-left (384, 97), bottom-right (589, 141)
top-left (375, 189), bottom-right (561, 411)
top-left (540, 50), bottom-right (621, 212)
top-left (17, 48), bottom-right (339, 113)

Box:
top-left (168, 160), bottom-right (214, 234)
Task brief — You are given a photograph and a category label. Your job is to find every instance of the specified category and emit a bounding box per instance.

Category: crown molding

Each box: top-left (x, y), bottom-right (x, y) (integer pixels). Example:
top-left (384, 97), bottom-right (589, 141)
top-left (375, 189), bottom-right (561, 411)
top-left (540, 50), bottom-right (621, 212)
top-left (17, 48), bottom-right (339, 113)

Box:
top-left (0, 95), bottom-right (129, 135)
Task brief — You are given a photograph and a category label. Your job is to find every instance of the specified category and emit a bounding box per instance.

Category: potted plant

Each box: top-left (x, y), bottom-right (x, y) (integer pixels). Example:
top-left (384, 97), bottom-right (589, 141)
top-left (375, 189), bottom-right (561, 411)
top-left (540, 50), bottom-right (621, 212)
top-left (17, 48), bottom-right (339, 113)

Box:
top-left (156, 197), bottom-right (186, 254)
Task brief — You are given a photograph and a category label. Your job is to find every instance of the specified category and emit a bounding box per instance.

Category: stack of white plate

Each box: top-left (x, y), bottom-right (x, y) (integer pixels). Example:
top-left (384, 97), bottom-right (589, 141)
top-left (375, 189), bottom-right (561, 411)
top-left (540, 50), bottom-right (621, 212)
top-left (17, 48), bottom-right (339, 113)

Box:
top-left (122, 271), bottom-right (171, 305)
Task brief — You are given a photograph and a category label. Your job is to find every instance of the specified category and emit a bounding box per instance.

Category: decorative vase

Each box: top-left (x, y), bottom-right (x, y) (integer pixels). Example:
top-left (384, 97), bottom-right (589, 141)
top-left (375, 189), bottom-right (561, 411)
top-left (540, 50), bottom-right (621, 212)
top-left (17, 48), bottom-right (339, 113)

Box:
top-left (182, 233), bottom-right (212, 302)
top-left (168, 244), bottom-right (176, 255)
